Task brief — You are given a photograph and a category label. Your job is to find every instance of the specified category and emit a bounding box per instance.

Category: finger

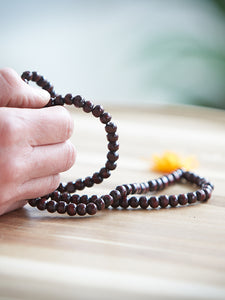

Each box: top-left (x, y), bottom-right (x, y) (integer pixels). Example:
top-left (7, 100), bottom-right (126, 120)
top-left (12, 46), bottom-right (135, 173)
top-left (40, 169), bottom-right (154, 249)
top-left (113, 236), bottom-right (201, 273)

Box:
top-left (23, 106), bottom-right (74, 146)
top-left (20, 174), bottom-right (60, 200)
top-left (0, 67), bottom-right (50, 108)
top-left (25, 141), bottom-right (76, 180)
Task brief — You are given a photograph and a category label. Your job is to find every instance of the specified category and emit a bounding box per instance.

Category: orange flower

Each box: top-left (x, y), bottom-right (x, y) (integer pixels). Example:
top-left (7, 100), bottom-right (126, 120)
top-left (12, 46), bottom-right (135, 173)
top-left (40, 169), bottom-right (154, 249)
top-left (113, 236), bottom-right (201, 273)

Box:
top-left (151, 151), bottom-right (198, 173)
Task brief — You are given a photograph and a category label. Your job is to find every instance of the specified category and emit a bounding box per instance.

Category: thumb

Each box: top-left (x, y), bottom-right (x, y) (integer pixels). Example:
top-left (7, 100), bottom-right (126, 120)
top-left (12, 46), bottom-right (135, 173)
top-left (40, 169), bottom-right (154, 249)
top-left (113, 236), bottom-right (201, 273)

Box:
top-left (0, 68), bottom-right (50, 108)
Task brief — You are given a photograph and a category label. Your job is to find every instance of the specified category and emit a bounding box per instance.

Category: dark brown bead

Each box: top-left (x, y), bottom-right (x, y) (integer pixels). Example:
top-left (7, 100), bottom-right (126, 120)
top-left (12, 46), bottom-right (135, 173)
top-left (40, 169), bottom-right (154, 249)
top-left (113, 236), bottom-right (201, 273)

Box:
top-left (196, 190), bottom-right (206, 201)
top-left (36, 76), bottom-right (44, 86)
top-left (182, 171), bottom-right (192, 182)
top-left (194, 176), bottom-right (202, 186)
top-left (46, 200), bottom-right (57, 213)
top-left (55, 95), bottom-right (64, 106)
top-left (107, 133), bottom-right (119, 142)
top-left (57, 201), bottom-right (67, 214)
top-left (123, 184), bottom-right (133, 195)
top-left (100, 112), bottom-right (112, 124)
top-left (111, 198), bottom-right (120, 208)
top-left (43, 82), bottom-right (51, 91)
top-left (169, 195), bottom-right (178, 207)
top-left (156, 179), bottom-right (164, 191)
top-left (61, 192), bottom-right (71, 203)
top-left (70, 194), bottom-right (80, 204)
top-left (41, 80), bottom-right (49, 88)
top-left (148, 196), bottom-right (159, 208)
top-left (28, 198), bottom-right (38, 207)
top-left (86, 203), bottom-right (97, 215)
top-left (139, 196), bottom-right (149, 209)
top-left (75, 179), bottom-right (85, 190)
top-left (48, 86), bottom-right (55, 97)
top-left (64, 93), bottom-right (73, 105)
top-left (105, 161), bottom-right (117, 170)
top-left (110, 189), bottom-right (121, 201)
top-left (73, 95), bottom-right (85, 107)
top-left (101, 195), bottom-right (113, 208)
top-left (161, 176), bottom-right (169, 188)
top-left (203, 188), bottom-right (212, 200)
top-left (80, 195), bottom-right (89, 204)
top-left (31, 71), bottom-right (38, 81)
top-left (178, 194), bottom-right (188, 205)
top-left (176, 168), bottom-right (184, 177)
top-left (128, 196), bottom-right (139, 208)
top-left (92, 105), bottom-right (104, 117)
top-left (77, 203), bottom-right (86, 216)
top-left (110, 190), bottom-right (121, 208)
top-left (116, 185), bottom-right (127, 197)
top-left (92, 172), bottom-right (103, 184)
top-left (51, 190), bottom-right (61, 201)
top-left (148, 180), bottom-right (157, 192)
top-left (140, 183), bottom-right (149, 194)
top-left (206, 182), bottom-right (214, 190)
top-left (95, 198), bottom-right (105, 210)
top-left (99, 167), bottom-right (111, 179)
top-left (130, 183), bottom-right (138, 194)
top-left (84, 176), bottom-right (94, 187)
top-left (202, 184), bottom-right (211, 190)
top-left (159, 195), bottom-right (169, 208)
top-left (33, 72), bottom-right (42, 82)
top-left (187, 192), bottom-right (197, 204)
top-left (57, 183), bottom-right (66, 193)
top-left (66, 203), bottom-right (77, 216)
top-left (108, 142), bottom-right (119, 152)
top-left (21, 71), bottom-right (32, 81)
top-left (135, 183), bottom-right (142, 194)
top-left (120, 197), bottom-right (129, 208)
top-left (167, 174), bottom-right (175, 184)
top-left (197, 177), bottom-right (207, 187)
top-left (105, 122), bottom-right (117, 133)
top-left (37, 198), bottom-right (47, 210)
top-left (65, 181), bottom-right (76, 193)
top-left (83, 100), bottom-right (94, 113)
top-left (89, 195), bottom-right (98, 202)
top-left (107, 151), bottom-right (119, 162)
top-left (188, 172), bottom-right (196, 184)
top-left (172, 170), bottom-right (182, 182)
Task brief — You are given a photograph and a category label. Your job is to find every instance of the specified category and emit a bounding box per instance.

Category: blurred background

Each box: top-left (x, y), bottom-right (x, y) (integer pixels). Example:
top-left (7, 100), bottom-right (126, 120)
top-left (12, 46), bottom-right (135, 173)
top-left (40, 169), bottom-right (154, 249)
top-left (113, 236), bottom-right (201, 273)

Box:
top-left (0, 0), bottom-right (224, 109)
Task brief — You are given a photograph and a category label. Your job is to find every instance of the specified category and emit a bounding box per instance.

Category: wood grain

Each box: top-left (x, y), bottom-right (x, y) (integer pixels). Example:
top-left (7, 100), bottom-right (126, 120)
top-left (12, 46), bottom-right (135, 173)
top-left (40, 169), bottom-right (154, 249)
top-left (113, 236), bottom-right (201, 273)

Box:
top-left (0, 105), bottom-right (225, 300)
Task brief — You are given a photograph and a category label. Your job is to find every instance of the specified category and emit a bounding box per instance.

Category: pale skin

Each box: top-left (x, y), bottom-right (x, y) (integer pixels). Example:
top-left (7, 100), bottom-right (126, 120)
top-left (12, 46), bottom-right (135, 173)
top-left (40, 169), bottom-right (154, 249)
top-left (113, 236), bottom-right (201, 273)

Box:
top-left (0, 68), bottom-right (76, 215)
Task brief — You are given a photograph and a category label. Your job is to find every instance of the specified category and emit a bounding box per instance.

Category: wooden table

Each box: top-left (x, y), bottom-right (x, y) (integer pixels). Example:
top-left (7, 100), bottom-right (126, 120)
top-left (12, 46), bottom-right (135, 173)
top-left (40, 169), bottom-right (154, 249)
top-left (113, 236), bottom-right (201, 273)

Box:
top-left (0, 105), bottom-right (225, 300)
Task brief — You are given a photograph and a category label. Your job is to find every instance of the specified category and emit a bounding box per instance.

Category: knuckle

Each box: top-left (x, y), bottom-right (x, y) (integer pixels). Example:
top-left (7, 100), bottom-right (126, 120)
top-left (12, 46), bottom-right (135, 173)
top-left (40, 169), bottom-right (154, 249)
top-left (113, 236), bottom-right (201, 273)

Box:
top-left (0, 110), bottom-right (23, 145)
top-left (64, 141), bottom-right (76, 170)
top-left (37, 174), bottom-right (60, 197)
top-left (48, 174), bottom-right (60, 192)
top-left (60, 107), bottom-right (74, 139)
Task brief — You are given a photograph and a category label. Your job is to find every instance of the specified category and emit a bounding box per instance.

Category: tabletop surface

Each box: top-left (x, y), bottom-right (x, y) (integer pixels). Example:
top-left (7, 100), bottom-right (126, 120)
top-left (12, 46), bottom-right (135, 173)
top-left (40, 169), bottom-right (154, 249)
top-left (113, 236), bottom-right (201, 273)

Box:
top-left (0, 105), bottom-right (225, 300)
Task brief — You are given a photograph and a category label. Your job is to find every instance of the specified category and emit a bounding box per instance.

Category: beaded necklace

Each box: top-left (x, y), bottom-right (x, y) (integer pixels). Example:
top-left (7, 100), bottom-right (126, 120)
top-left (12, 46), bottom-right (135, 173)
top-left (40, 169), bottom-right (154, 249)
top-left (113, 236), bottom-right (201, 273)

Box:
top-left (21, 71), bottom-right (214, 217)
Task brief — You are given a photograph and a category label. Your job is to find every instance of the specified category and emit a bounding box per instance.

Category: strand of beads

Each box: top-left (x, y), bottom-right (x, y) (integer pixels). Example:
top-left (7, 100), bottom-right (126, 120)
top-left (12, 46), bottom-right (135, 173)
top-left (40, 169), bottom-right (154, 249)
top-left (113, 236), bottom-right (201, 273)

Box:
top-left (28, 169), bottom-right (214, 216)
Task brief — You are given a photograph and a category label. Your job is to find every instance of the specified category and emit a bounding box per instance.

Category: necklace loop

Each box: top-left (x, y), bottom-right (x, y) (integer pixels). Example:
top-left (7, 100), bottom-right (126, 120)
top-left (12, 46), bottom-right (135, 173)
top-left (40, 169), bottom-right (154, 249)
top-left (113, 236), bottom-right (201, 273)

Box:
top-left (21, 71), bottom-right (214, 217)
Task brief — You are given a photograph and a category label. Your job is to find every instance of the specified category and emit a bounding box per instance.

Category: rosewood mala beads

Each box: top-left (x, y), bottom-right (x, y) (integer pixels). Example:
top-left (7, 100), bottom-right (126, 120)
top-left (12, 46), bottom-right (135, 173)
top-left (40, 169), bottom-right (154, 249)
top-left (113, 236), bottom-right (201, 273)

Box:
top-left (21, 71), bottom-right (214, 217)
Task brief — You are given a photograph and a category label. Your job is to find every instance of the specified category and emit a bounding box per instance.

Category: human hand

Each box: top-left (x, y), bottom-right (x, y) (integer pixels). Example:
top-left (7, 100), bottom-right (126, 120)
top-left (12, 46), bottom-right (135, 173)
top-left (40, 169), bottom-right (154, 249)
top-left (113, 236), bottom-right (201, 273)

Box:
top-left (0, 68), bottom-right (76, 215)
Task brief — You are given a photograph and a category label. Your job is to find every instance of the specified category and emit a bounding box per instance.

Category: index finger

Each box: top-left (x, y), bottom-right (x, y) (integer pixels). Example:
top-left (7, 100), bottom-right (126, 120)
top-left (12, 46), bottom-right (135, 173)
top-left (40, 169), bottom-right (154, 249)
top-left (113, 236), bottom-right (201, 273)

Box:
top-left (25, 106), bottom-right (74, 146)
